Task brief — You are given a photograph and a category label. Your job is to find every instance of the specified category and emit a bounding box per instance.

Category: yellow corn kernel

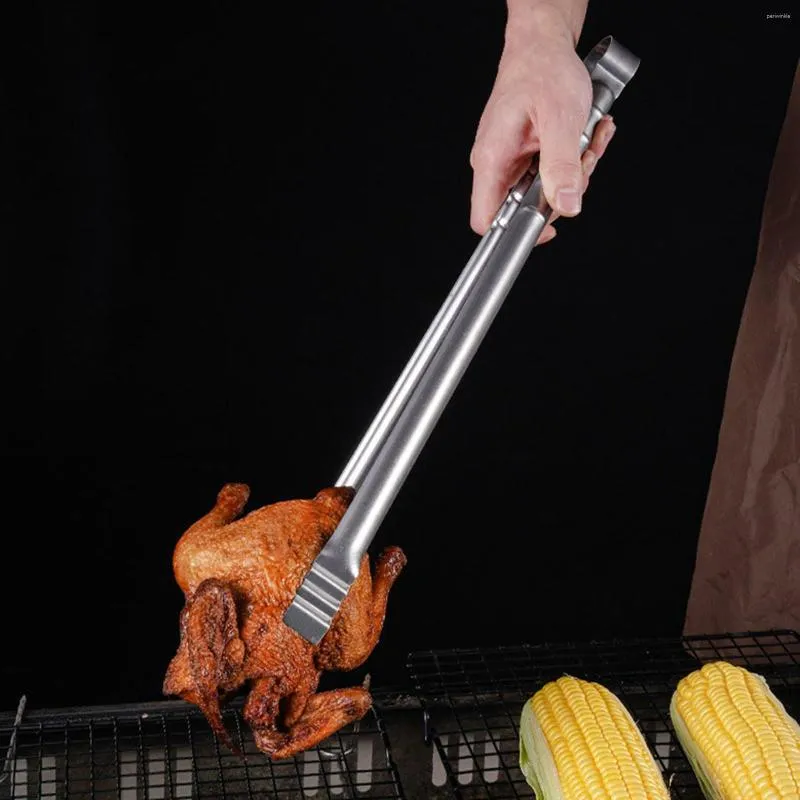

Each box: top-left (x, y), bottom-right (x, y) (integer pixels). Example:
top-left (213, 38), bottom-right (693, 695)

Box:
top-left (671, 661), bottom-right (800, 799)
top-left (519, 675), bottom-right (670, 799)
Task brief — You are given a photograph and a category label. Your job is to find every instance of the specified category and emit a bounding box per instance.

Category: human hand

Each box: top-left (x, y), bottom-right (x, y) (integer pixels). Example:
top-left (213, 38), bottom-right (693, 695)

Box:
top-left (469, 4), bottom-right (616, 243)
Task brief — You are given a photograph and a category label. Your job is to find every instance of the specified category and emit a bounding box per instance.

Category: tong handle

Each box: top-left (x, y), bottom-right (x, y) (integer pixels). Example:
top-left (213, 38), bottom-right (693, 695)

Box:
top-left (320, 39), bottom-right (640, 576)
top-left (338, 36), bottom-right (638, 492)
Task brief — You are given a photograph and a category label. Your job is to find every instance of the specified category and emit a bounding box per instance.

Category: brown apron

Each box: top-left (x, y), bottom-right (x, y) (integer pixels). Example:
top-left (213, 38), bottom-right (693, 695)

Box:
top-left (684, 62), bottom-right (800, 636)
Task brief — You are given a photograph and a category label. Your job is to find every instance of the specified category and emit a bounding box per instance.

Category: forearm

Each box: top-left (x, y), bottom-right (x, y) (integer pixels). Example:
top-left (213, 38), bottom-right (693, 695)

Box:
top-left (505, 0), bottom-right (588, 47)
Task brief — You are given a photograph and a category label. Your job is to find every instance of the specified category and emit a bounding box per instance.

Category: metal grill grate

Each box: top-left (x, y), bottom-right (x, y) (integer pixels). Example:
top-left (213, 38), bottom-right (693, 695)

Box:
top-left (0, 698), bottom-right (405, 799)
top-left (407, 629), bottom-right (800, 799)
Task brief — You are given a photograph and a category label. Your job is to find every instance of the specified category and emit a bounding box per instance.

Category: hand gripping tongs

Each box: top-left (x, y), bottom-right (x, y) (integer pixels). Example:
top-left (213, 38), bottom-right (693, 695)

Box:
top-left (283, 36), bottom-right (641, 644)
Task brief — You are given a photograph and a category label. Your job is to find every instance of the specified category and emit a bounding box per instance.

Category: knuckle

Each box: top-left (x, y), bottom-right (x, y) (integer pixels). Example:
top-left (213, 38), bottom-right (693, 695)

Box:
top-left (582, 150), bottom-right (598, 172)
top-left (469, 141), bottom-right (498, 172)
top-left (543, 156), bottom-right (582, 181)
top-left (541, 73), bottom-right (592, 128)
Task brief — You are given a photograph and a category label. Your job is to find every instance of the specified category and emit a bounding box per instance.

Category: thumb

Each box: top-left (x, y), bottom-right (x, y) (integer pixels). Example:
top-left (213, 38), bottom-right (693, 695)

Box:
top-left (535, 83), bottom-right (590, 217)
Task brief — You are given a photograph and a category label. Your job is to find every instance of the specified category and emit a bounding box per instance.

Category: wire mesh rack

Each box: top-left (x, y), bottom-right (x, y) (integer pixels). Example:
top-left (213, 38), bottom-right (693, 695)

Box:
top-left (407, 629), bottom-right (800, 799)
top-left (0, 696), bottom-right (405, 799)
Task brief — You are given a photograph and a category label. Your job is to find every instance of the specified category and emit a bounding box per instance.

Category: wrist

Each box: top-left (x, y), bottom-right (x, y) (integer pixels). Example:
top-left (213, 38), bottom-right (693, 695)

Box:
top-left (505, 0), bottom-right (586, 49)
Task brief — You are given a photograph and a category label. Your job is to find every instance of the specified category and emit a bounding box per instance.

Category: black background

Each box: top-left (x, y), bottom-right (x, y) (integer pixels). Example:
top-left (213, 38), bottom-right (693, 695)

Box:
top-left (1, 2), bottom-right (797, 711)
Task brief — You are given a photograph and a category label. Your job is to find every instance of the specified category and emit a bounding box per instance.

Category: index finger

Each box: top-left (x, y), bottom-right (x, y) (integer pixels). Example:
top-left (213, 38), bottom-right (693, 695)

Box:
top-left (469, 101), bottom-right (536, 234)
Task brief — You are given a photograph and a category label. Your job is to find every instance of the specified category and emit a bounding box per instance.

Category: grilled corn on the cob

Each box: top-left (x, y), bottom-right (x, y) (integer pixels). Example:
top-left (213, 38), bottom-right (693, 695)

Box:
top-left (519, 675), bottom-right (670, 799)
top-left (670, 661), bottom-right (800, 799)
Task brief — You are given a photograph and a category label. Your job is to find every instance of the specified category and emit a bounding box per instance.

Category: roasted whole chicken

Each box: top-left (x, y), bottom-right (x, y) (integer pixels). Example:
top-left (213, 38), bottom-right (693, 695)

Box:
top-left (163, 483), bottom-right (406, 759)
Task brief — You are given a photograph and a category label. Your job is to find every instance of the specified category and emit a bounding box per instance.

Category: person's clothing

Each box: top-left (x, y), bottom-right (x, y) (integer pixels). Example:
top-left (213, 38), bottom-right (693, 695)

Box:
top-left (684, 63), bottom-right (800, 635)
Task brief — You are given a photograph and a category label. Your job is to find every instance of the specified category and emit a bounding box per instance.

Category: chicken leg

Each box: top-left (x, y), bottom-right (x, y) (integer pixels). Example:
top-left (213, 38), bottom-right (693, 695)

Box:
top-left (250, 685), bottom-right (372, 761)
top-left (316, 546), bottom-right (407, 672)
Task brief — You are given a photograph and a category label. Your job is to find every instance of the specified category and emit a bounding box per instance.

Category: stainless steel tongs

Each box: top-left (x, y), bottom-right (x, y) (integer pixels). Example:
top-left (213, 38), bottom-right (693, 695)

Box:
top-left (284, 35), bottom-right (641, 644)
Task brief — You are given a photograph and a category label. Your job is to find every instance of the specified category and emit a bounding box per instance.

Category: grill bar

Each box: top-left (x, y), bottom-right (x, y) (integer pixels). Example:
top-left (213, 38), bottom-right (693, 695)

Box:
top-left (407, 629), bottom-right (800, 799)
top-left (0, 701), bottom-right (404, 800)
top-left (3, 631), bottom-right (800, 798)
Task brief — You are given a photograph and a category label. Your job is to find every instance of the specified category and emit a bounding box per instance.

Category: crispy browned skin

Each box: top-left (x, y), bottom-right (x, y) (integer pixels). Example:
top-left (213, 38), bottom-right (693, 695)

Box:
top-left (163, 484), bottom-right (406, 760)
